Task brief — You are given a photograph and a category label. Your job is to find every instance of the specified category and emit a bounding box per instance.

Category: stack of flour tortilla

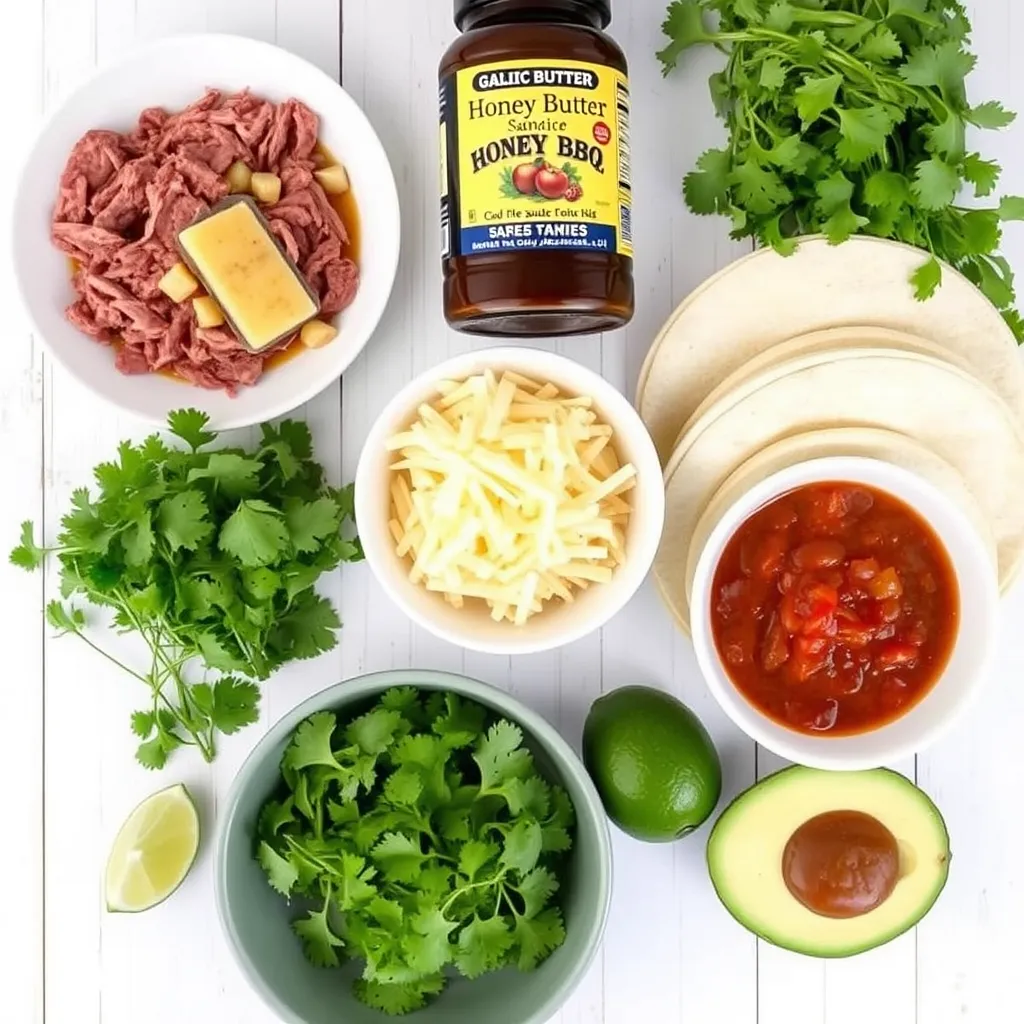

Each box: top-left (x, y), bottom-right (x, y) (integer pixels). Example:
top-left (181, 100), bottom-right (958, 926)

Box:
top-left (638, 236), bottom-right (1024, 634)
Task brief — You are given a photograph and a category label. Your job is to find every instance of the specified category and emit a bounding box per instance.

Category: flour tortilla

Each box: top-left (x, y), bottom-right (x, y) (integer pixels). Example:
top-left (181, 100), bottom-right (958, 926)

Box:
top-left (672, 326), bottom-right (974, 458)
top-left (637, 236), bottom-right (1024, 464)
top-left (653, 350), bottom-right (1024, 633)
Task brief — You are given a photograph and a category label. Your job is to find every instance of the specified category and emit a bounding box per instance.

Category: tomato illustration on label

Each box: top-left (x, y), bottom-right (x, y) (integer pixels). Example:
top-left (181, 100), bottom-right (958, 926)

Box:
top-left (501, 159), bottom-right (583, 203)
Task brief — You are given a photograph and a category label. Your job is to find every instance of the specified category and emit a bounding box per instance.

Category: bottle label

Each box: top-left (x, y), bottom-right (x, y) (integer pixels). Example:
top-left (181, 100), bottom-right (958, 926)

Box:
top-left (440, 58), bottom-right (632, 260)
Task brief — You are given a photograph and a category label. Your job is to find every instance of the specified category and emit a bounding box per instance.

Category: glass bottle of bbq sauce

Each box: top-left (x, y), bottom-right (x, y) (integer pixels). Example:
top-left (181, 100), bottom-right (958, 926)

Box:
top-left (440, 0), bottom-right (634, 336)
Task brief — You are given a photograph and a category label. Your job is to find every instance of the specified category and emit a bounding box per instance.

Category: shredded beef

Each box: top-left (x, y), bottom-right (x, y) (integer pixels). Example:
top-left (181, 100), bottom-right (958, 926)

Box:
top-left (51, 89), bottom-right (361, 395)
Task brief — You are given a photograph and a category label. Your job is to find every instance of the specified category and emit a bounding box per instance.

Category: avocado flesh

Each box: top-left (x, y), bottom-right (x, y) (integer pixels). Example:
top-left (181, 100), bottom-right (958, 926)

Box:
top-left (707, 766), bottom-right (950, 957)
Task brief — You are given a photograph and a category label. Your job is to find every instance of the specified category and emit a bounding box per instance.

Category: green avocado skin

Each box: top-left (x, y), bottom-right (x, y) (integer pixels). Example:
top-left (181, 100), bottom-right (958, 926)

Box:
top-left (582, 686), bottom-right (722, 843)
top-left (706, 765), bottom-right (952, 958)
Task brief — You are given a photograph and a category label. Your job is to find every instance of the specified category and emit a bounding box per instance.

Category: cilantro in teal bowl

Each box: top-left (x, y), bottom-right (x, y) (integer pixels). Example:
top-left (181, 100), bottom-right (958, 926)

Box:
top-left (215, 669), bottom-right (612, 1023)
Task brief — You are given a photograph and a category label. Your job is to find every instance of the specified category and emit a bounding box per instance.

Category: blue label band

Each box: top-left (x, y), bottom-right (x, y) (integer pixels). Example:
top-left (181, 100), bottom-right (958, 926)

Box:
top-left (459, 222), bottom-right (618, 254)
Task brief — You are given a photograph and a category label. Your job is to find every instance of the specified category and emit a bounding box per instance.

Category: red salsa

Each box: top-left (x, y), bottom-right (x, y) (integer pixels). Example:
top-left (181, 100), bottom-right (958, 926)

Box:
top-left (710, 482), bottom-right (959, 736)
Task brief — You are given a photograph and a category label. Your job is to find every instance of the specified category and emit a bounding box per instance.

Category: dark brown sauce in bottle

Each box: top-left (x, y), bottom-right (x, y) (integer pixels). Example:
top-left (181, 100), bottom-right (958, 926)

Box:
top-left (440, 0), bottom-right (634, 336)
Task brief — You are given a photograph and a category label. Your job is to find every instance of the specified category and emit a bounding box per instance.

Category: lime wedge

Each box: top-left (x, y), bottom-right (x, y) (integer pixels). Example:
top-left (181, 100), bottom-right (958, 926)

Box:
top-left (105, 783), bottom-right (200, 913)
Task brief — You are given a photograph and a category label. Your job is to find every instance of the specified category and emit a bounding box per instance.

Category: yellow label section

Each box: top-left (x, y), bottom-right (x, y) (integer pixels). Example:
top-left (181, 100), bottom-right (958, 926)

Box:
top-left (449, 58), bottom-right (632, 258)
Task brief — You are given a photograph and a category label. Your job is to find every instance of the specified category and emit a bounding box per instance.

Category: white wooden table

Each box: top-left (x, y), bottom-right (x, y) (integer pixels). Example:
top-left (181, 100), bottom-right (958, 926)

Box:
top-left (3, 2), bottom-right (1023, 1022)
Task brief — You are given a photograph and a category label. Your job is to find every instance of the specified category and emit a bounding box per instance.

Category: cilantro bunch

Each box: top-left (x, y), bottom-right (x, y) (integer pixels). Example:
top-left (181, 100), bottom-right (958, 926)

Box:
top-left (10, 410), bottom-right (362, 768)
top-left (257, 687), bottom-right (574, 1016)
top-left (659, 0), bottom-right (1024, 338)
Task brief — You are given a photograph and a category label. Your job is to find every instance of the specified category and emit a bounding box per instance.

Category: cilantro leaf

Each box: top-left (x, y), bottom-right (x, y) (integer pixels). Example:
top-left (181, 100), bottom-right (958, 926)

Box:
top-left (135, 736), bottom-right (170, 770)
top-left (346, 708), bottom-right (404, 756)
top-left (862, 170), bottom-right (910, 209)
top-left (405, 909), bottom-right (455, 975)
top-left (514, 866), bottom-right (560, 918)
top-left (353, 977), bottom-right (445, 1016)
top-left (187, 453), bottom-right (263, 498)
top-left (278, 420), bottom-right (313, 460)
top-left (683, 148), bottom-right (732, 215)
top-left (122, 513), bottom-right (154, 566)
top-left (857, 26), bottom-right (902, 64)
top-left (899, 40), bottom-right (975, 100)
top-left (759, 57), bottom-right (786, 91)
top-left (258, 840), bottom-right (299, 896)
top-left (284, 497), bottom-right (341, 554)
top-left (45, 600), bottom-right (84, 635)
top-left (372, 833), bottom-right (427, 883)
top-left (998, 196), bottom-right (1024, 222)
top-left (10, 521), bottom-right (46, 570)
top-left (208, 677), bottom-right (261, 735)
top-left (729, 159), bottom-right (792, 214)
top-left (269, 592), bottom-right (341, 662)
top-left (284, 712), bottom-right (341, 772)
top-left (822, 202), bottom-right (870, 245)
top-left (384, 767), bottom-right (424, 806)
top-left (218, 500), bottom-right (290, 567)
top-left (455, 916), bottom-right (514, 979)
top-left (458, 840), bottom-right (499, 881)
top-left (500, 820), bottom-right (543, 877)
top-left (924, 113), bottom-right (965, 160)
top-left (964, 154), bottom-right (1001, 197)
top-left (167, 409), bottom-right (216, 451)
top-left (293, 901), bottom-right (344, 967)
top-left (93, 441), bottom-right (152, 496)
top-left (912, 157), bottom-right (960, 210)
top-left (967, 101), bottom-right (1017, 130)
top-left (960, 210), bottom-right (1002, 256)
top-left (258, 797), bottom-right (296, 837)
top-left (432, 692), bottom-right (487, 749)
top-left (657, 0), bottom-right (712, 70)
top-left (835, 106), bottom-right (892, 165)
top-left (130, 710), bottom-right (155, 739)
top-left (814, 171), bottom-right (854, 214)
top-left (793, 73), bottom-right (842, 127)
top-left (512, 908), bottom-right (566, 971)
top-left (474, 721), bottom-right (533, 792)
top-left (157, 491), bottom-right (213, 552)
top-left (911, 255), bottom-right (943, 300)
top-left (194, 632), bottom-right (248, 674)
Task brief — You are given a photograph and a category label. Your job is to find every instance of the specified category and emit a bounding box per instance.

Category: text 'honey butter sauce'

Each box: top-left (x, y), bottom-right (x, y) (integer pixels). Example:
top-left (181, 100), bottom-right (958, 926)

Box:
top-left (440, 0), bottom-right (634, 336)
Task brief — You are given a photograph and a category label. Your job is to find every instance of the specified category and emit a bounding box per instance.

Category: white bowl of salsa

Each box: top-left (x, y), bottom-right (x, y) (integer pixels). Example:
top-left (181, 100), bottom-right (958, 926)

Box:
top-left (689, 457), bottom-right (998, 770)
top-left (12, 33), bottom-right (400, 429)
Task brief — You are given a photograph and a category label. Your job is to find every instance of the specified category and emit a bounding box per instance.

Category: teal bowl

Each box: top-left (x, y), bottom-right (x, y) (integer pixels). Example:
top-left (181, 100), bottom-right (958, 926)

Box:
top-left (215, 669), bottom-right (613, 1024)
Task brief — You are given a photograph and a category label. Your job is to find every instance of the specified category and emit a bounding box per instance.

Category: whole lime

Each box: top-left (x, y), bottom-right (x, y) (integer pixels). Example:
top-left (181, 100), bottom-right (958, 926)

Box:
top-left (583, 686), bottom-right (722, 842)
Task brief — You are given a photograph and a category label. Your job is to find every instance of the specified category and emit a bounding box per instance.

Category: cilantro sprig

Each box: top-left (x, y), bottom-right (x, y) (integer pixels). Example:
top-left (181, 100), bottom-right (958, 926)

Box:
top-left (257, 688), bottom-right (574, 1016)
top-left (11, 410), bottom-right (362, 768)
top-left (660, 0), bottom-right (1024, 339)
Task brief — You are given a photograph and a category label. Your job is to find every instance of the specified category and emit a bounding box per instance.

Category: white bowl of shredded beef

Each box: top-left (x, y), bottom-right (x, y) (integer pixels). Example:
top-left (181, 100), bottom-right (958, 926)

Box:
top-left (13, 33), bottom-right (400, 428)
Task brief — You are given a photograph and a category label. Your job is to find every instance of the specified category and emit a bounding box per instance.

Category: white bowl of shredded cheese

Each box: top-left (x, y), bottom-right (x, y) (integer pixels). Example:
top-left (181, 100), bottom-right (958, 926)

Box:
top-left (355, 347), bottom-right (665, 655)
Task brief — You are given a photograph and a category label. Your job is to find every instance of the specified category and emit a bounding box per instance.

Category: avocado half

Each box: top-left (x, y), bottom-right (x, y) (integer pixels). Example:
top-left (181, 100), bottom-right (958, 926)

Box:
top-left (707, 766), bottom-right (950, 958)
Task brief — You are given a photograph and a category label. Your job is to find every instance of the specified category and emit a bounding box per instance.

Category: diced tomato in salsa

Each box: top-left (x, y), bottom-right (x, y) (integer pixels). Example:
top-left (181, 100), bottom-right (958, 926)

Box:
top-left (710, 482), bottom-right (958, 736)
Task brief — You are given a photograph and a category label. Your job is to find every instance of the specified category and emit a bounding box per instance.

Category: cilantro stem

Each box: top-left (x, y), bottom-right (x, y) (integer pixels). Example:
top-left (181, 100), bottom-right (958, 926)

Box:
top-left (115, 593), bottom-right (216, 762)
top-left (63, 628), bottom-right (153, 686)
top-left (440, 873), bottom-right (505, 917)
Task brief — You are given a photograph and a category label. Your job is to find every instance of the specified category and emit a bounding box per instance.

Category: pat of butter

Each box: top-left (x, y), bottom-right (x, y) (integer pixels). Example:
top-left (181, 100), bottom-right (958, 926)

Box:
top-left (178, 199), bottom-right (318, 352)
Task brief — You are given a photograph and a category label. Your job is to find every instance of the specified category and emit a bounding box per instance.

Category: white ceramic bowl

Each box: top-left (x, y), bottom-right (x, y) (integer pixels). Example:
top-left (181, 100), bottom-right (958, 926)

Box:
top-left (690, 457), bottom-right (998, 770)
top-left (12, 33), bottom-right (400, 429)
top-left (355, 347), bottom-right (666, 655)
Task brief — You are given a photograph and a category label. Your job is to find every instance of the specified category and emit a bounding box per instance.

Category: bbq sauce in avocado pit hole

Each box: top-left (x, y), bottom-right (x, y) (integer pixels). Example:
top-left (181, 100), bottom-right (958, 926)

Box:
top-left (440, 0), bottom-right (634, 336)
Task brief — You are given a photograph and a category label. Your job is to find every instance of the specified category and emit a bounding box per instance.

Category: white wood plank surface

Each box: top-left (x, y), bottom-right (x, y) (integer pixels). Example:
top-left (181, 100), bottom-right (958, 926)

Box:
top-left (2, 1), bottom-right (1023, 1022)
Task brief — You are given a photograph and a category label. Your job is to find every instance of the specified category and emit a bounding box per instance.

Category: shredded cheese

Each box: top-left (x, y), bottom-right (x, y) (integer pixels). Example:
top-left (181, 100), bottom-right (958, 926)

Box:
top-left (386, 370), bottom-right (635, 625)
